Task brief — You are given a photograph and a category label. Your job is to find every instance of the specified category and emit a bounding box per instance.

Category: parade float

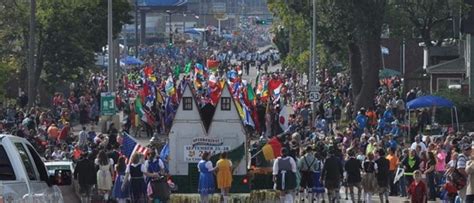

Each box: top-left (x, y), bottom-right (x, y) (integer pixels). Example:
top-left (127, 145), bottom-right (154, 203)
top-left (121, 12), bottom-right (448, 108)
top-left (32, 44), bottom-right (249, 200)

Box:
top-left (168, 83), bottom-right (248, 193)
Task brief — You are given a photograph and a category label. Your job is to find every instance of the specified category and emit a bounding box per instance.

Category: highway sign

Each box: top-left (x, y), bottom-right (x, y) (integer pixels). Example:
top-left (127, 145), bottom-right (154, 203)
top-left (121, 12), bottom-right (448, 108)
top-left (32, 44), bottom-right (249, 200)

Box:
top-left (309, 91), bottom-right (321, 102)
top-left (100, 92), bottom-right (116, 116)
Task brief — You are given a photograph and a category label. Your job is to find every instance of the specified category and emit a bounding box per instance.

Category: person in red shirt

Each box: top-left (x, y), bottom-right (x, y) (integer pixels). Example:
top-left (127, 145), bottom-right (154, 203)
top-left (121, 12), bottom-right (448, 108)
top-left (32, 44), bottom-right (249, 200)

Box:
top-left (58, 122), bottom-right (71, 143)
top-left (408, 170), bottom-right (427, 203)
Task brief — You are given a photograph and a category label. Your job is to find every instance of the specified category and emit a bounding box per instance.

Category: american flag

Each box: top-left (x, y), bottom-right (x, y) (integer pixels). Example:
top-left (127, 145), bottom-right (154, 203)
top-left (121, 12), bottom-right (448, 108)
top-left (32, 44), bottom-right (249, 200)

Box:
top-left (121, 132), bottom-right (150, 162)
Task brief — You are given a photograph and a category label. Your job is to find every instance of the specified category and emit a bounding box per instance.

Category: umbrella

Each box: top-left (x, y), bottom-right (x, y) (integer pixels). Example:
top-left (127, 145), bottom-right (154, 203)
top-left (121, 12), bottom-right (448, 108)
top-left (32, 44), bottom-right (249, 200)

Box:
top-left (121, 56), bottom-right (143, 65)
top-left (379, 68), bottom-right (401, 78)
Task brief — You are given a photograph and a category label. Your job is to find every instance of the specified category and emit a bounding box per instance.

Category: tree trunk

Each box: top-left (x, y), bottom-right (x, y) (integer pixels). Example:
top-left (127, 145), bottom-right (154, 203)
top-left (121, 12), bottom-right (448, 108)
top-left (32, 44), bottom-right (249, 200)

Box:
top-left (349, 42), bottom-right (362, 100)
top-left (355, 38), bottom-right (381, 110)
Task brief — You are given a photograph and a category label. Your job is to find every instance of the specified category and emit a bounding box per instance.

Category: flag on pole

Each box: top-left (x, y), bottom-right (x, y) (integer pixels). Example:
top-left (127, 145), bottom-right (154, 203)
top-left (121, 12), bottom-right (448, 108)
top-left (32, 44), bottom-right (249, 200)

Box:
top-left (121, 132), bottom-right (150, 162)
top-left (279, 105), bottom-right (289, 131)
top-left (262, 137), bottom-right (282, 160)
top-left (184, 62), bottom-right (192, 74)
top-left (160, 142), bottom-right (170, 160)
top-left (241, 100), bottom-right (255, 127)
top-left (134, 95), bottom-right (155, 126)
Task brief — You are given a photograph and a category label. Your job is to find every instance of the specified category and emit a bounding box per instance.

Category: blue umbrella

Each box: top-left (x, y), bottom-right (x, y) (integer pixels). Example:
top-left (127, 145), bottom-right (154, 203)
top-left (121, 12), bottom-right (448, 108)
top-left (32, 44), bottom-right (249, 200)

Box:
top-left (121, 56), bottom-right (143, 65)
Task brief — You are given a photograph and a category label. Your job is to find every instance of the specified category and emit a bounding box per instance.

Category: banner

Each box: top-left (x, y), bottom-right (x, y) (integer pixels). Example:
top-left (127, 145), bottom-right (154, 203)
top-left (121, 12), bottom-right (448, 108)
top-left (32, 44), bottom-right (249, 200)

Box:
top-left (184, 145), bottom-right (230, 162)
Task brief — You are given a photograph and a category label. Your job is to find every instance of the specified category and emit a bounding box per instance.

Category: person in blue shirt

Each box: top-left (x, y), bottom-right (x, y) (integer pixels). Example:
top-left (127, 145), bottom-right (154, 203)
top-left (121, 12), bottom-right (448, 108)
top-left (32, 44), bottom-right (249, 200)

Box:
top-left (383, 106), bottom-right (394, 124)
top-left (390, 120), bottom-right (401, 137)
top-left (377, 117), bottom-right (386, 137)
top-left (355, 108), bottom-right (368, 137)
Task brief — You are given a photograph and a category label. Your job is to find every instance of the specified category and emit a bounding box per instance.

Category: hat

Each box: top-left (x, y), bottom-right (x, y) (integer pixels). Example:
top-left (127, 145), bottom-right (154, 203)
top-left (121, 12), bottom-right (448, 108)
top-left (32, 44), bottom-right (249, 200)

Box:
top-left (369, 137), bottom-right (376, 142)
top-left (462, 144), bottom-right (472, 151)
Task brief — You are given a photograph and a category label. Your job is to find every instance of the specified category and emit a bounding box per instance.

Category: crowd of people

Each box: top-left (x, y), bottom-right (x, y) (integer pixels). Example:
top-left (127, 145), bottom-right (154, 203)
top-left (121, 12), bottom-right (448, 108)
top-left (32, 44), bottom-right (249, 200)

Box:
top-left (1, 22), bottom-right (473, 203)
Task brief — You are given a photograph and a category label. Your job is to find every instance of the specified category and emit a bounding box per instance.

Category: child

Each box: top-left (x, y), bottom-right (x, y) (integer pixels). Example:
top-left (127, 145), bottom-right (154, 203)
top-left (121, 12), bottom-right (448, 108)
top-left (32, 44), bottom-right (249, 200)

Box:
top-left (408, 170), bottom-right (427, 203)
top-left (441, 178), bottom-right (457, 203)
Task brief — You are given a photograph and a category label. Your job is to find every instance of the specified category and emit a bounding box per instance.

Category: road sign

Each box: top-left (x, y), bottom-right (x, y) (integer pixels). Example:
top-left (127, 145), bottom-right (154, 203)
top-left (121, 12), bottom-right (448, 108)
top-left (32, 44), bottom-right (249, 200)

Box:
top-left (309, 91), bottom-right (321, 102)
top-left (100, 92), bottom-right (116, 116)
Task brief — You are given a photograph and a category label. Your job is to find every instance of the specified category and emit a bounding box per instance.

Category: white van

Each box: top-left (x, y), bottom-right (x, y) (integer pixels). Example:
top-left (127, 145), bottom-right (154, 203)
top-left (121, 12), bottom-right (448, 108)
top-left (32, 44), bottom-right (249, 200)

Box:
top-left (0, 134), bottom-right (64, 202)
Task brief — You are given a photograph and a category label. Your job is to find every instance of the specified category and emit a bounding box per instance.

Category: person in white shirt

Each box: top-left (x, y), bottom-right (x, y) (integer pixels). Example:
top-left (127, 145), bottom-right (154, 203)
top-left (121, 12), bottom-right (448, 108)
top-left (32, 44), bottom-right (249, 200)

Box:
top-left (410, 135), bottom-right (427, 152)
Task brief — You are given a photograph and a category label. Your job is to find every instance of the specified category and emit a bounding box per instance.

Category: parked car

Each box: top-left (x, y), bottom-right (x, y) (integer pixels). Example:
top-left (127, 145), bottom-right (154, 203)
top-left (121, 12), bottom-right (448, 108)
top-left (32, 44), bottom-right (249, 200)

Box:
top-left (0, 134), bottom-right (65, 202)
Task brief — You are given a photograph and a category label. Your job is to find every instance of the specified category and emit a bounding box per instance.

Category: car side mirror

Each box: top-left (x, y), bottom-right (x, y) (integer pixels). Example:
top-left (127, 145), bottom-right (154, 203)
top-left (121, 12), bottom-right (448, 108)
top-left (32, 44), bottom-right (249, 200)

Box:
top-left (51, 169), bottom-right (72, 186)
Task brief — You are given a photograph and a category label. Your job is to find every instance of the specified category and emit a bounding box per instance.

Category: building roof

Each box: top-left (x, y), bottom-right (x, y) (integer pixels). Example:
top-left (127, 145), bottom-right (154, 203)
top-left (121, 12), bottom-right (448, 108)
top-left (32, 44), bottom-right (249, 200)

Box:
top-left (426, 57), bottom-right (466, 74)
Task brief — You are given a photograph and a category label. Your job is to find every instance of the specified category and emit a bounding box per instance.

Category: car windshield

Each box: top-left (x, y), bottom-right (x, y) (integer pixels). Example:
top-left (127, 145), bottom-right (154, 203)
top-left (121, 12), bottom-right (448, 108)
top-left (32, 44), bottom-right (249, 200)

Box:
top-left (46, 165), bottom-right (70, 171)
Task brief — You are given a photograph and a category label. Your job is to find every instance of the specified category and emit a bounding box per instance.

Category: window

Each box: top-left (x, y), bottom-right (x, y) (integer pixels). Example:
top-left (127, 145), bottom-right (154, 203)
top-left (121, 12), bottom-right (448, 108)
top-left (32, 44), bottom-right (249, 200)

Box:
top-left (183, 97), bottom-right (193, 110)
top-left (26, 144), bottom-right (50, 185)
top-left (437, 78), bottom-right (462, 90)
top-left (221, 97), bottom-right (231, 111)
top-left (15, 143), bottom-right (38, 180)
top-left (0, 145), bottom-right (16, 180)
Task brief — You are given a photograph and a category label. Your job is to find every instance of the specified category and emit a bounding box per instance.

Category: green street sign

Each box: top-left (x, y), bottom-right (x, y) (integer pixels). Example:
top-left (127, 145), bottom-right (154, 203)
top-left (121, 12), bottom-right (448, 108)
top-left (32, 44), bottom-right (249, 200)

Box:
top-left (100, 92), bottom-right (116, 116)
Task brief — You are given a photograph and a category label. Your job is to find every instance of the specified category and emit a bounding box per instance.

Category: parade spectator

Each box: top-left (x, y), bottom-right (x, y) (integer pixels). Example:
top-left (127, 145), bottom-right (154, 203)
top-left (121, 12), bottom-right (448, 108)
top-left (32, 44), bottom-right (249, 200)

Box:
top-left (408, 170), bottom-right (427, 203)
top-left (386, 147), bottom-right (399, 196)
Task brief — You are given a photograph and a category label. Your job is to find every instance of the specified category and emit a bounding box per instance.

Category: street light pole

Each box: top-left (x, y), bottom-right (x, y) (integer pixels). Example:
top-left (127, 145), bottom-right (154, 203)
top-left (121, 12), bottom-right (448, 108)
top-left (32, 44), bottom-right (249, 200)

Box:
top-left (27, 0), bottom-right (36, 108)
top-left (135, 0), bottom-right (139, 57)
top-left (167, 10), bottom-right (173, 45)
top-left (108, 0), bottom-right (114, 92)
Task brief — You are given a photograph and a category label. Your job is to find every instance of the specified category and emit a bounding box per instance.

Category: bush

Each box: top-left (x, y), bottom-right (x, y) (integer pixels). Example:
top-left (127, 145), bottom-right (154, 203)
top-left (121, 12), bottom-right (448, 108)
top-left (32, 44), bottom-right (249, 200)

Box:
top-left (433, 90), bottom-right (474, 124)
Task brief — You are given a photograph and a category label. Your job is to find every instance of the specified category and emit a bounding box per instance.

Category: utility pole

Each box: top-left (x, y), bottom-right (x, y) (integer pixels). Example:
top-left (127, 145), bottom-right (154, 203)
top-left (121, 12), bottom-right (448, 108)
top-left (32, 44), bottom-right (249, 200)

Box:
top-left (27, 0), bottom-right (36, 108)
top-left (107, 0), bottom-right (114, 92)
top-left (135, 0), bottom-right (139, 57)
top-left (309, 0), bottom-right (320, 123)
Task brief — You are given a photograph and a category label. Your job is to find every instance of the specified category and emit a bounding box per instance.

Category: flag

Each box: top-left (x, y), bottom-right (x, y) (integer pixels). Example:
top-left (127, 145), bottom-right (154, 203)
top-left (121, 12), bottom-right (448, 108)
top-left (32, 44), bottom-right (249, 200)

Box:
top-left (381, 46), bottom-right (389, 55)
top-left (134, 95), bottom-right (155, 126)
top-left (279, 105), bottom-right (289, 131)
top-left (247, 83), bottom-right (255, 102)
top-left (272, 83), bottom-right (283, 104)
top-left (268, 79), bottom-right (283, 94)
top-left (121, 132), bottom-right (150, 162)
top-left (173, 65), bottom-right (181, 78)
top-left (241, 101), bottom-right (255, 127)
top-left (208, 74), bottom-right (218, 88)
top-left (262, 137), bottom-right (282, 160)
top-left (206, 59), bottom-right (219, 71)
top-left (184, 62), bottom-right (192, 74)
top-left (144, 66), bottom-right (153, 78)
top-left (209, 84), bottom-right (222, 106)
top-left (165, 76), bottom-right (176, 96)
top-left (227, 70), bottom-right (238, 83)
top-left (160, 142), bottom-right (170, 160)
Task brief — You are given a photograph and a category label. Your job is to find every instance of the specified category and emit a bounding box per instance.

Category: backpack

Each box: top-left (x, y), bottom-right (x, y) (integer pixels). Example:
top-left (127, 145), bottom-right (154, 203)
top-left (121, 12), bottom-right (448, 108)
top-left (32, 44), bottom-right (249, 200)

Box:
top-left (449, 155), bottom-right (467, 190)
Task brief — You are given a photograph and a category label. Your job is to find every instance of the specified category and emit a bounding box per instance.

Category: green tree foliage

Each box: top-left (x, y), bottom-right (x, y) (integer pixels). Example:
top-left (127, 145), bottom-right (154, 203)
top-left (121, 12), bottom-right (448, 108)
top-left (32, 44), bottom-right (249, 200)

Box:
top-left (0, 0), bottom-right (132, 98)
top-left (389, 0), bottom-right (466, 45)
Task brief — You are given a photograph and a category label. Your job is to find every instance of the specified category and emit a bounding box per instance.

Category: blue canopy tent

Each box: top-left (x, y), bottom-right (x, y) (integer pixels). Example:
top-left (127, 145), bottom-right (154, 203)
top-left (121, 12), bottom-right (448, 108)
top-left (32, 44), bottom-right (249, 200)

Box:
top-left (406, 95), bottom-right (459, 132)
top-left (121, 56), bottom-right (144, 66)
top-left (184, 28), bottom-right (202, 35)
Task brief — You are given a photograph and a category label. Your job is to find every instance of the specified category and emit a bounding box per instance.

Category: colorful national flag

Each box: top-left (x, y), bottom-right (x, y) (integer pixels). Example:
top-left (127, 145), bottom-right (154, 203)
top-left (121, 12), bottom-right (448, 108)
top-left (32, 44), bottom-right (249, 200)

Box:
top-left (241, 100), bottom-right (255, 128)
top-left (165, 76), bottom-right (176, 96)
top-left (184, 62), bottom-right (192, 74)
top-left (173, 65), bottom-right (181, 78)
top-left (279, 106), bottom-right (289, 131)
top-left (160, 142), bottom-right (170, 160)
top-left (262, 137), bottom-right (282, 160)
top-left (121, 132), bottom-right (150, 162)
top-left (206, 59), bottom-right (220, 71)
top-left (134, 95), bottom-right (155, 127)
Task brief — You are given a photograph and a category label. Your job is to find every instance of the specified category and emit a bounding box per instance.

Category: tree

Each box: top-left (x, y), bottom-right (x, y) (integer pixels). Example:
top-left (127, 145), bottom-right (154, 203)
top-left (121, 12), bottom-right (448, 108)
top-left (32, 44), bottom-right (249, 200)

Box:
top-left (269, 0), bottom-right (387, 110)
top-left (390, 0), bottom-right (466, 46)
top-left (0, 0), bottom-right (132, 104)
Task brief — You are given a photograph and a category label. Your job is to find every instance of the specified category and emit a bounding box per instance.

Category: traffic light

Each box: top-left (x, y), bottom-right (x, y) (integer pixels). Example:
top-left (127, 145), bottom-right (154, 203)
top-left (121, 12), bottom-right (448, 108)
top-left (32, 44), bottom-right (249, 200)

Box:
top-left (255, 20), bottom-right (267, 25)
